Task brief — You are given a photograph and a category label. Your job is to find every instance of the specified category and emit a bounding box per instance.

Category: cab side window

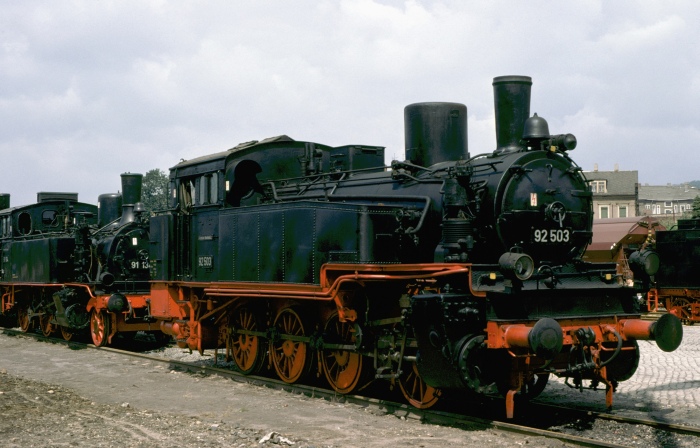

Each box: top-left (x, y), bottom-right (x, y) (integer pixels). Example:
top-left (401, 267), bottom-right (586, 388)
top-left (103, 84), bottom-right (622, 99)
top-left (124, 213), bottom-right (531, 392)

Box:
top-left (197, 172), bottom-right (221, 206)
top-left (42, 210), bottom-right (57, 226)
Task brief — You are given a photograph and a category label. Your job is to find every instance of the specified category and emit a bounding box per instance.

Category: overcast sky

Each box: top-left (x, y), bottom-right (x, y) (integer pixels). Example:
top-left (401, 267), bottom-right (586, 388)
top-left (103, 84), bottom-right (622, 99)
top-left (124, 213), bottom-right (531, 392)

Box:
top-left (2, 1), bottom-right (699, 205)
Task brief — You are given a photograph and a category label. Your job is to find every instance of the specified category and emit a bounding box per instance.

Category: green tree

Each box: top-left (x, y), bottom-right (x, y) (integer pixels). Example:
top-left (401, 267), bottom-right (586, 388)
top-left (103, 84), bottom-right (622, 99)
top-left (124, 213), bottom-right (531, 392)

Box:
top-left (693, 195), bottom-right (700, 218)
top-left (141, 168), bottom-right (169, 215)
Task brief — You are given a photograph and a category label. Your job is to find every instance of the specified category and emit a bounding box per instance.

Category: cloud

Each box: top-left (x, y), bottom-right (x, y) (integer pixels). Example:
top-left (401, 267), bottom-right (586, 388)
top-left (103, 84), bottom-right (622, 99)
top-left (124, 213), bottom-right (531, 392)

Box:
top-left (1, 1), bottom-right (700, 205)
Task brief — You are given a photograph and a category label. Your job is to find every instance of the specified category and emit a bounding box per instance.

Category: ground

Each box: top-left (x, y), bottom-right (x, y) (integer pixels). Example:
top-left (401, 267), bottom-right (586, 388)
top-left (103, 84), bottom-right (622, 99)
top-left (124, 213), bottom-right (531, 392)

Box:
top-left (0, 333), bottom-right (574, 448)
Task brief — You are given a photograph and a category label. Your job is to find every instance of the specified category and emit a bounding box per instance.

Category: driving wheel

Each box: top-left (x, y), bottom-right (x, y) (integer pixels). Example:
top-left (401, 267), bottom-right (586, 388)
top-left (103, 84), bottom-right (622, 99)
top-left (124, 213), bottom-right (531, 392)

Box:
top-left (90, 310), bottom-right (110, 347)
top-left (18, 308), bottom-right (31, 332)
top-left (321, 312), bottom-right (368, 394)
top-left (228, 307), bottom-right (266, 375)
top-left (398, 361), bottom-right (441, 409)
top-left (40, 313), bottom-right (55, 337)
top-left (269, 307), bottom-right (312, 383)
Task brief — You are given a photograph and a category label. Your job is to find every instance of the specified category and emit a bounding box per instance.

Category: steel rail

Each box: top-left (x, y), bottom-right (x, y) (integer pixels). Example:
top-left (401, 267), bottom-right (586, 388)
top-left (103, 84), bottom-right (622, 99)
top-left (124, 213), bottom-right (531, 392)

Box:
top-left (532, 401), bottom-right (700, 438)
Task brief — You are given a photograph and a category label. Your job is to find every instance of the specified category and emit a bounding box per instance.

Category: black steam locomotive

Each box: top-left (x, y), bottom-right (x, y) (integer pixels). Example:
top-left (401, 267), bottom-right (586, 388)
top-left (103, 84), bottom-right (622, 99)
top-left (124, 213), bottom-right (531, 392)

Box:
top-left (146, 76), bottom-right (682, 416)
top-left (0, 174), bottom-right (158, 345)
top-left (651, 218), bottom-right (700, 322)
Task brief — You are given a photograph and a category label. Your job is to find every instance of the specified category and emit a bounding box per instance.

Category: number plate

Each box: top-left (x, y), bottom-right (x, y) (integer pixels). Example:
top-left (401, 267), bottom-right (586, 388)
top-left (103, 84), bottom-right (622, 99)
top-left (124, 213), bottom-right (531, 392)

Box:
top-left (532, 228), bottom-right (571, 243)
top-left (198, 256), bottom-right (214, 268)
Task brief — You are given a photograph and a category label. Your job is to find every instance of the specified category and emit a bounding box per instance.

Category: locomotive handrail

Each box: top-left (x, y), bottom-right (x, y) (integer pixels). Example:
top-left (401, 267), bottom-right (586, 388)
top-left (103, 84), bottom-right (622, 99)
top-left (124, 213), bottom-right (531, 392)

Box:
top-left (469, 156), bottom-right (506, 173)
top-left (262, 172), bottom-right (441, 202)
top-left (261, 167), bottom-right (395, 202)
top-left (64, 283), bottom-right (97, 299)
top-left (324, 195), bottom-right (432, 234)
top-left (264, 164), bottom-right (392, 186)
top-left (203, 264), bottom-right (472, 304)
top-left (327, 195), bottom-right (432, 235)
top-left (258, 191), bottom-right (433, 235)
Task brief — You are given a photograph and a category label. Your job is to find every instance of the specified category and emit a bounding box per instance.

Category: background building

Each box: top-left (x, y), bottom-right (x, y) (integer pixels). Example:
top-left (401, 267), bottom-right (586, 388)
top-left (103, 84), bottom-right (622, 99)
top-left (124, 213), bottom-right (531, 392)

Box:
top-left (585, 165), bottom-right (638, 219)
top-left (585, 164), bottom-right (700, 225)
top-left (638, 184), bottom-right (698, 218)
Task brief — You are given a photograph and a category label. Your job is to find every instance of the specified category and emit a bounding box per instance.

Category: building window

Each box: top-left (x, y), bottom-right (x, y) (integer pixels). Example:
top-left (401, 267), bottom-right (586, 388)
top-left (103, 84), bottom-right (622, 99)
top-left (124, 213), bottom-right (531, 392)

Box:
top-left (645, 204), bottom-right (650, 209)
top-left (653, 204), bottom-right (661, 214)
top-left (599, 205), bottom-right (609, 219)
top-left (619, 206), bottom-right (627, 218)
top-left (665, 210), bottom-right (673, 214)
top-left (664, 201), bottom-right (672, 207)
top-left (591, 180), bottom-right (607, 193)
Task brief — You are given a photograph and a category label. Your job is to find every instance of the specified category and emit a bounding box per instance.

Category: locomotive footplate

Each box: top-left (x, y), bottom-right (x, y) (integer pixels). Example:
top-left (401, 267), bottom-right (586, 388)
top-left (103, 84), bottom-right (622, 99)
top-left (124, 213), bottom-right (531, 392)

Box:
top-left (489, 313), bottom-right (682, 415)
top-left (409, 292), bottom-right (683, 417)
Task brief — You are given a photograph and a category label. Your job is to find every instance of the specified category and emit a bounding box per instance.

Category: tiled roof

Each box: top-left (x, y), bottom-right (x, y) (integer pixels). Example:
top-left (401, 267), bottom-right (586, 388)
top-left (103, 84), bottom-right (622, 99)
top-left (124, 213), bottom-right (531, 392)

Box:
top-left (638, 184), bottom-right (700, 201)
top-left (584, 170), bottom-right (638, 195)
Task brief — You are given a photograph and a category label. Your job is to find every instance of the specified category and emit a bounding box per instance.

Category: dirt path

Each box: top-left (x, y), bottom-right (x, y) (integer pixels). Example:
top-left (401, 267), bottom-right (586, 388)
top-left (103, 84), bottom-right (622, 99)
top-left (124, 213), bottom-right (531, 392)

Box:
top-left (0, 332), bottom-right (570, 447)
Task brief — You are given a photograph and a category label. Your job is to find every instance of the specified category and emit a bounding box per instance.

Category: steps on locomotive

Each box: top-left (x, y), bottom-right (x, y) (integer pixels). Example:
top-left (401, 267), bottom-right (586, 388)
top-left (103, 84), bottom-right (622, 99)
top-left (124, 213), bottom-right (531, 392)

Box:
top-left (642, 309), bottom-right (668, 321)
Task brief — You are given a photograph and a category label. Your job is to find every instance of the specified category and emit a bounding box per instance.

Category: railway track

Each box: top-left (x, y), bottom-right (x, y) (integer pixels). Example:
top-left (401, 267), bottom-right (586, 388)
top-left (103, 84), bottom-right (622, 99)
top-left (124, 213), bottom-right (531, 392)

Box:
top-left (531, 402), bottom-right (700, 438)
top-left (2, 327), bottom-right (699, 448)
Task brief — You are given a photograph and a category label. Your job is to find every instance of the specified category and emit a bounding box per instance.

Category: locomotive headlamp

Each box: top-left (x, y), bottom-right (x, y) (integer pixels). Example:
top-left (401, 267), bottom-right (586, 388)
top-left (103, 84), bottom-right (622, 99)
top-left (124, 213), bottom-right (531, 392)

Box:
top-left (107, 293), bottom-right (129, 313)
top-left (549, 133), bottom-right (577, 151)
top-left (498, 252), bottom-right (535, 281)
top-left (629, 249), bottom-right (660, 277)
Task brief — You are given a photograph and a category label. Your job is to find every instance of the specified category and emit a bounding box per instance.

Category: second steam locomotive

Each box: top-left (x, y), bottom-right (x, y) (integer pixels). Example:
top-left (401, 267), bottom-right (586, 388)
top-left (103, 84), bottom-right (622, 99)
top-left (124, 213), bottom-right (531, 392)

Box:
top-left (0, 75), bottom-right (683, 417)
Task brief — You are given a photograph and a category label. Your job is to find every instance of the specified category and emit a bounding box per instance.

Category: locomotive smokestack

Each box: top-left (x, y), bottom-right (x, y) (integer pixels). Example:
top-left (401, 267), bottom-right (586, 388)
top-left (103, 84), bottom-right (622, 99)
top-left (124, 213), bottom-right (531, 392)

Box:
top-left (0, 194), bottom-right (9, 210)
top-left (119, 173), bottom-right (144, 225)
top-left (493, 75), bottom-right (532, 153)
top-left (121, 173), bottom-right (143, 206)
top-left (404, 102), bottom-right (468, 167)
